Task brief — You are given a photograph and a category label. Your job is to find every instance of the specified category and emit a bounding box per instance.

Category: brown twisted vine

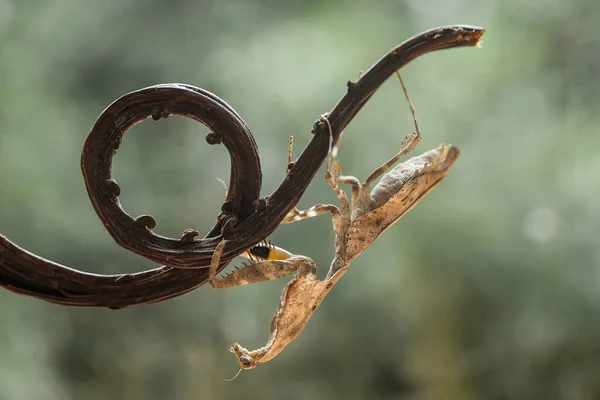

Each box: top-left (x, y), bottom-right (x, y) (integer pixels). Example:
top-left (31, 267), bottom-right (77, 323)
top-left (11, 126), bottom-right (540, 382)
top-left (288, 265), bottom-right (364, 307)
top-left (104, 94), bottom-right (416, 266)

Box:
top-left (81, 84), bottom-right (262, 268)
top-left (0, 25), bottom-right (485, 308)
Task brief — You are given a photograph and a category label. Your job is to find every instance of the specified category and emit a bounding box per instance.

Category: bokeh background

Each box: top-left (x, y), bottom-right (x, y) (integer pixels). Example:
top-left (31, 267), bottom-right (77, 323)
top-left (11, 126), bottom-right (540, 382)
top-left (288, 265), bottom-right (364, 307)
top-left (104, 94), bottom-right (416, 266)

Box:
top-left (1, 1), bottom-right (599, 399)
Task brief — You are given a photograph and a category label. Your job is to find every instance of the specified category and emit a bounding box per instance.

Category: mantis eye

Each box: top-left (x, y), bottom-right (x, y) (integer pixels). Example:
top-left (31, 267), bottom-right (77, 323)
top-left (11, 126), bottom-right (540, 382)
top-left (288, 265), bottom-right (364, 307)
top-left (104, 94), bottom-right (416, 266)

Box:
top-left (239, 354), bottom-right (256, 369)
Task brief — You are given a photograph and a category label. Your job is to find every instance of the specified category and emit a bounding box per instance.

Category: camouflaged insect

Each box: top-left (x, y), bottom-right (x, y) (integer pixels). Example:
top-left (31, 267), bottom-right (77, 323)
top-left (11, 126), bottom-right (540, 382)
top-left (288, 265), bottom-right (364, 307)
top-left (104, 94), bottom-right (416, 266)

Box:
top-left (208, 72), bottom-right (459, 372)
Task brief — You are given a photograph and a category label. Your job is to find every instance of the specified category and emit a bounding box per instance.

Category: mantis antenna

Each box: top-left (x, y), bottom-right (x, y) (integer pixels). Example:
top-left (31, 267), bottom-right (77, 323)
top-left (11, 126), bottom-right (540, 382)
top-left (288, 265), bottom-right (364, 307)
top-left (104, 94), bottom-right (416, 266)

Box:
top-left (223, 368), bottom-right (243, 382)
top-left (395, 70), bottom-right (420, 135)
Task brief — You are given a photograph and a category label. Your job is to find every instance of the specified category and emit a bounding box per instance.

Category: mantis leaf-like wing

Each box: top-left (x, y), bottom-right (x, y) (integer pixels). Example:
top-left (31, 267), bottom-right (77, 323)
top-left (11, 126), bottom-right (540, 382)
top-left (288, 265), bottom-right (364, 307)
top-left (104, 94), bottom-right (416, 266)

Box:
top-left (346, 145), bottom-right (459, 262)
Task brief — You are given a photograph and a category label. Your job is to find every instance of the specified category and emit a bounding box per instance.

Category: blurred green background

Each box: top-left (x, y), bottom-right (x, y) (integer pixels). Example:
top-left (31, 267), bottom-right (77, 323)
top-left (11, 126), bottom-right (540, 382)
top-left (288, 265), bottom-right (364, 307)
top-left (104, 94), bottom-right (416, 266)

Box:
top-left (1, 0), bottom-right (599, 399)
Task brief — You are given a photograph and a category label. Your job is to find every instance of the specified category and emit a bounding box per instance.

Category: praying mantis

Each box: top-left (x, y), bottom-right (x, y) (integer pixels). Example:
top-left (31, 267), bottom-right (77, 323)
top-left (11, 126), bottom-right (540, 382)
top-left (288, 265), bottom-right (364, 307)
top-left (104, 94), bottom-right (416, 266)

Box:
top-left (208, 71), bottom-right (460, 374)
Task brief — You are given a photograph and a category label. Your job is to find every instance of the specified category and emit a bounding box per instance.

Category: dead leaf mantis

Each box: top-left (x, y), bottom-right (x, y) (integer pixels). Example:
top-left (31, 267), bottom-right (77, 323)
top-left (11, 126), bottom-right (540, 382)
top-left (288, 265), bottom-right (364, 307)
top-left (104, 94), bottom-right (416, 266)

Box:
top-left (208, 71), bottom-right (460, 373)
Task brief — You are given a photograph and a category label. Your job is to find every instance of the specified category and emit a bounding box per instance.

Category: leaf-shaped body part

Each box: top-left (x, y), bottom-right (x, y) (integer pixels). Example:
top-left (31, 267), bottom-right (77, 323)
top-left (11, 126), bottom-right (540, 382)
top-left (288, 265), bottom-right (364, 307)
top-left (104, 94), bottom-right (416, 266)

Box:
top-left (231, 260), bottom-right (348, 367)
top-left (345, 145), bottom-right (459, 262)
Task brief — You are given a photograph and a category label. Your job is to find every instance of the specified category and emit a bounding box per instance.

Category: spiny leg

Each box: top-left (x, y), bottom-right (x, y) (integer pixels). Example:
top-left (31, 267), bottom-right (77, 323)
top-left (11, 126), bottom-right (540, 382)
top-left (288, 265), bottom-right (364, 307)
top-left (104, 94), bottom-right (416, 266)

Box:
top-left (209, 236), bottom-right (302, 289)
top-left (210, 256), bottom-right (310, 289)
top-left (364, 71), bottom-right (422, 186)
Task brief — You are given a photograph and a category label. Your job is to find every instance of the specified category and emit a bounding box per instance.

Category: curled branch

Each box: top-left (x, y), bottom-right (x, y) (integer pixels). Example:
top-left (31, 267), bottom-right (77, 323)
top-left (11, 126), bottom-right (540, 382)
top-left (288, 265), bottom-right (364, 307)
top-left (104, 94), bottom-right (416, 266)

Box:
top-left (0, 25), bottom-right (484, 308)
top-left (2, 84), bottom-right (263, 308)
top-left (81, 84), bottom-right (262, 268)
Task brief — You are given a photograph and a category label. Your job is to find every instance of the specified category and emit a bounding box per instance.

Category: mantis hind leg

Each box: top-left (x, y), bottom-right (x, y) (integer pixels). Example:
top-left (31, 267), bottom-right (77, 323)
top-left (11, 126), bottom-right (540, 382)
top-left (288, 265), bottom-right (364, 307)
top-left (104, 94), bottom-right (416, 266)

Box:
top-left (364, 131), bottom-right (422, 185)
